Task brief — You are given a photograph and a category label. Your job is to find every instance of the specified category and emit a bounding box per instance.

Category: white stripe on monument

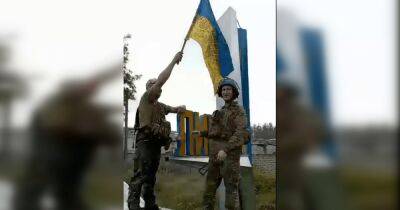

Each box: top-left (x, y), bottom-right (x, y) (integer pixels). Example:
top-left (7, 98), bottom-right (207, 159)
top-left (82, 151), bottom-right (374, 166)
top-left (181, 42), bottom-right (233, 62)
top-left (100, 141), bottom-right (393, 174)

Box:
top-left (216, 7), bottom-right (243, 109)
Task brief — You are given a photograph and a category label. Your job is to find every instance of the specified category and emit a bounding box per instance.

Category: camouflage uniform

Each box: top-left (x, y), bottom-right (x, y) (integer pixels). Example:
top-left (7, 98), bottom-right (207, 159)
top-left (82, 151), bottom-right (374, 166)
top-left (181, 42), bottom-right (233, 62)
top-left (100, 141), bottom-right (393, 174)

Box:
top-left (203, 101), bottom-right (250, 210)
top-left (128, 89), bottom-right (173, 210)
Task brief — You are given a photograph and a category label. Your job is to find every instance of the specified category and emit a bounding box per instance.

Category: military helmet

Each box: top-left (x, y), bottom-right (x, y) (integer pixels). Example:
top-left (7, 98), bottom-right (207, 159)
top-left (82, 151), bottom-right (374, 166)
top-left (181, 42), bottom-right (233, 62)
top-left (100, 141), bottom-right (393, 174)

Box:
top-left (217, 77), bottom-right (239, 99)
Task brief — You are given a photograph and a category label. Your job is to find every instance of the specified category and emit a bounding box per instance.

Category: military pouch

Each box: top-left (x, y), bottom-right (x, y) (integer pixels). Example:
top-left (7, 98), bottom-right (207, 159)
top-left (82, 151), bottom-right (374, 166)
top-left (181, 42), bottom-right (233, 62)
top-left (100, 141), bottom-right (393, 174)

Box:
top-left (150, 120), bottom-right (170, 139)
top-left (147, 120), bottom-right (171, 146)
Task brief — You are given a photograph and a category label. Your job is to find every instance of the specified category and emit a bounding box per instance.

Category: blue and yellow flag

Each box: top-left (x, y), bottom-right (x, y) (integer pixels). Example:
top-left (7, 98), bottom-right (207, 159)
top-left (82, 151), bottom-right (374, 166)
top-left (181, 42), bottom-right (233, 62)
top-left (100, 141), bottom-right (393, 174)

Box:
top-left (187, 0), bottom-right (234, 93)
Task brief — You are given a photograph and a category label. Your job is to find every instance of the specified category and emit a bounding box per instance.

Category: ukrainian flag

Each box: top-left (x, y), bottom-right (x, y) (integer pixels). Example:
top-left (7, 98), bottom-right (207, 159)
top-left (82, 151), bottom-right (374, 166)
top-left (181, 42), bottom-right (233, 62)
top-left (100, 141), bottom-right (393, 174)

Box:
top-left (187, 0), bottom-right (234, 93)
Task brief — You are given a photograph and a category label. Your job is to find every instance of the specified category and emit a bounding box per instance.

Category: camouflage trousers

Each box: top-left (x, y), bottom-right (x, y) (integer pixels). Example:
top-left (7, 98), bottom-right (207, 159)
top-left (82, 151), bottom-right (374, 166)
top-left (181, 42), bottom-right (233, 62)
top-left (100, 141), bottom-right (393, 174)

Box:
top-left (203, 154), bottom-right (241, 210)
top-left (128, 141), bottom-right (161, 210)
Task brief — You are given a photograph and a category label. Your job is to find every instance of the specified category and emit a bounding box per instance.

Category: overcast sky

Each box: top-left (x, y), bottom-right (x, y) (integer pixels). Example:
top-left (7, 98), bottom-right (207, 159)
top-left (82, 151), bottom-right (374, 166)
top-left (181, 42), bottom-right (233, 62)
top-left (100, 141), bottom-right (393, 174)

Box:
top-left (0, 0), bottom-right (396, 129)
top-left (124, 0), bottom-right (276, 128)
top-left (0, 0), bottom-right (276, 128)
top-left (278, 0), bottom-right (397, 127)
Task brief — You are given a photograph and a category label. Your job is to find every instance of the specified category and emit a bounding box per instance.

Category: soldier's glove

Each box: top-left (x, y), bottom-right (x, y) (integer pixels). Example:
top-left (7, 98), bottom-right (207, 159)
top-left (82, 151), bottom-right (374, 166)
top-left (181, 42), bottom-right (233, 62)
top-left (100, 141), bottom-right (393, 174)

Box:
top-left (177, 105), bottom-right (186, 114)
top-left (192, 130), bottom-right (208, 138)
top-left (216, 150), bottom-right (227, 162)
top-left (164, 144), bottom-right (170, 151)
top-left (200, 131), bottom-right (208, 137)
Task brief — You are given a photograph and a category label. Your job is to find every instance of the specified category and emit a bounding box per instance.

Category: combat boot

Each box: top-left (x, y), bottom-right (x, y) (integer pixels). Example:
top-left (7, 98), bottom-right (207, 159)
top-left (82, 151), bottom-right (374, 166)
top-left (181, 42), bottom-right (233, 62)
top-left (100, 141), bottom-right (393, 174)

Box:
top-left (127, 193), bottom-right (141, 210)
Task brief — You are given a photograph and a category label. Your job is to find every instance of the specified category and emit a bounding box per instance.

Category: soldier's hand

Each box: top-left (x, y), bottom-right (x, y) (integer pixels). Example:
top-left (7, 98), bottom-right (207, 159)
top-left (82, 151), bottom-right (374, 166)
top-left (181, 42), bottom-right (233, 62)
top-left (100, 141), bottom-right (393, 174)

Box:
top-left (177, 105), bottom-right (186, 114)
top-left (216, 150), bottom-right (227, 162)
top-left (164, 144), bottom-right (170, 151)
top-left (192, 130), bottom-right (208, 138)
top-left (173, 52), bottom-right (183, 64)
top-left (192, 130), bottom-right (200, 137)
top-left (200, 130), bottom-right (208, 137)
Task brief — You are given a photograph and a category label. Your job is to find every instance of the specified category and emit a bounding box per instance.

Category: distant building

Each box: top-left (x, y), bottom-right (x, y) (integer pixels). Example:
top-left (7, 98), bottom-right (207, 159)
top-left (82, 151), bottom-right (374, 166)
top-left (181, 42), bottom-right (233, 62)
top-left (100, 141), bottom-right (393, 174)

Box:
top-left (251, 138), bottom-right (276, 175)
top-left (252, 138), bottom-right (276, 155)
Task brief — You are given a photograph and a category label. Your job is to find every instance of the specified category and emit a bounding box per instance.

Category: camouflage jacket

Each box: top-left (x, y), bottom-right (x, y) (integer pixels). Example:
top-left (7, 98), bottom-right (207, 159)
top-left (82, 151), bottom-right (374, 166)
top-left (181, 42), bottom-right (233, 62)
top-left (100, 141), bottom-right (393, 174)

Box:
top-left (207, 101), bottom-right (250, 155)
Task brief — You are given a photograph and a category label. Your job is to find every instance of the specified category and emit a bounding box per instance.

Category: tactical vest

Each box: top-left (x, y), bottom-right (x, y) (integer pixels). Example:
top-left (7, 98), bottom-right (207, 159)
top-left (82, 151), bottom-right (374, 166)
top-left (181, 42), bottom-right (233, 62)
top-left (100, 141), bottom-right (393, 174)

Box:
top-left (208, 102), bottom-right (250, 145)
top-left (135, 91), bottom-right (171, 145)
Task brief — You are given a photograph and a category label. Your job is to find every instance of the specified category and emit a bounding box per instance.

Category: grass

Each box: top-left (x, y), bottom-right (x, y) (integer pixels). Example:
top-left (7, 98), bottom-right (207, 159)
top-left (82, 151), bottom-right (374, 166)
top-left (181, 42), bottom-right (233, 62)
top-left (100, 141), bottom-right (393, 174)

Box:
top-left (339, 167), bottom-right (396, 210)
top-left (156, 168), bottom-right (204, 209)
top-left (84, 165), bottom-right (123, 208)
top-left (124, 160), bottom-right (205, 209)
top-left (253, 169), bottom-right (276, 210)
top-left (124, 159), bottom-right (276, 210)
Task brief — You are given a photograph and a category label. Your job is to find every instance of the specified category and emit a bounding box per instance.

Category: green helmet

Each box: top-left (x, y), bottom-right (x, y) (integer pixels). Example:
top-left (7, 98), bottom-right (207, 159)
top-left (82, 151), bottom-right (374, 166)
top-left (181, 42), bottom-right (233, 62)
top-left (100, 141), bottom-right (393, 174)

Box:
top-left (217, 77), bottom-right (239, 99)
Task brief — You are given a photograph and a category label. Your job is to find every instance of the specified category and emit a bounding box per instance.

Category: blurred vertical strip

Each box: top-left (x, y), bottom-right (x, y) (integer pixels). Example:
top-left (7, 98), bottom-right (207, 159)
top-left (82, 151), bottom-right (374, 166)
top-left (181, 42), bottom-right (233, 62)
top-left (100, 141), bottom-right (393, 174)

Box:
top-left (300, 29), bottom-right (337, 159)
top-left (277, 0), bottom-right (398, 209)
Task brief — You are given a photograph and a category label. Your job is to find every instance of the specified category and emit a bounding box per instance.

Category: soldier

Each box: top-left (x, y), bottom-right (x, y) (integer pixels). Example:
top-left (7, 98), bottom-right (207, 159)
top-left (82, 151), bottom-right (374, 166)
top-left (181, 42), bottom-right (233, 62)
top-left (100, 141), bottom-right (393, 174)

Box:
top-left (200, 78), bottom-right (250, 210)
top-left (128, 52), bottom-right (186, 210)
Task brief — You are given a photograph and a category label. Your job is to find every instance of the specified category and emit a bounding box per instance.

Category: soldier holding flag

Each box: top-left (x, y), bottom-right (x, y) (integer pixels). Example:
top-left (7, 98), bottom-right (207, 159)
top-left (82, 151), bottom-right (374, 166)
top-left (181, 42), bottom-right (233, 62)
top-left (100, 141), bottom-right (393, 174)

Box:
top-left (128, 52), bottom-right (186, 210)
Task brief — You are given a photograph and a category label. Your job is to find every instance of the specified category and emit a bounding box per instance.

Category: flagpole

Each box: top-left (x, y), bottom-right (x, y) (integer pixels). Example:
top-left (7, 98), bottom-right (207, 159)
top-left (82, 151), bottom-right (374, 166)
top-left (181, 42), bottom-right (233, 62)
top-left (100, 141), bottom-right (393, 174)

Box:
top-left (180, 12), bottom-right (198, 52)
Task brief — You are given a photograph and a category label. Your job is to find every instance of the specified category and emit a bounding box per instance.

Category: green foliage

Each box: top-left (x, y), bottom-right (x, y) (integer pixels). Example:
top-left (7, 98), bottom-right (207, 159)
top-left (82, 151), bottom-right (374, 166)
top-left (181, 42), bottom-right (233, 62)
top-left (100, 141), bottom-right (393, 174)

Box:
top-left (123, 67), bottom-right (141, 103)
top-left (340, 168), bottom-right (396, 210)
top-left (252, 123), bottom-right (276, 139)
top-left (155, 169), bottom-right (204, 209)
top-left (123, 34), bottom-right (141, 104)
top-left (253, 168), bottom-right (276, 210)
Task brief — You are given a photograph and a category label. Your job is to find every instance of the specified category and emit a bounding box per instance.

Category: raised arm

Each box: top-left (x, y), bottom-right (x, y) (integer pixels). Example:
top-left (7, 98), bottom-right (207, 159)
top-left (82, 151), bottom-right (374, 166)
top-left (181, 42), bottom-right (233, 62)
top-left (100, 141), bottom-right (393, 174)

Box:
top-left (155, 52), bottom-right (183, 87)
top-left (148, 52), bottom-right (183, 102)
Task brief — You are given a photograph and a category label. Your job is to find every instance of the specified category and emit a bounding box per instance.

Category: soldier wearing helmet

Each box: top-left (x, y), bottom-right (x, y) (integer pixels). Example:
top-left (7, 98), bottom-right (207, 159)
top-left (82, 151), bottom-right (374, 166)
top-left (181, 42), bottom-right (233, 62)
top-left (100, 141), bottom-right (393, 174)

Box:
top-left (200, 77), bottom-right (250, 210)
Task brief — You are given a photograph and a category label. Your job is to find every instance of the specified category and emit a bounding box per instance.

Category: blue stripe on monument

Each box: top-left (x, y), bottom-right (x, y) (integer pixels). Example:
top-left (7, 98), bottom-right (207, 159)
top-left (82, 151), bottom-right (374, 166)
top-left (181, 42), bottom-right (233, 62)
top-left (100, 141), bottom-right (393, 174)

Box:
top-left (175, 115), bottom-right (181, 156)
top-left (238, 28), bottom-right (253, 164)
top-left (185, 117), bottom-right (191, 156)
